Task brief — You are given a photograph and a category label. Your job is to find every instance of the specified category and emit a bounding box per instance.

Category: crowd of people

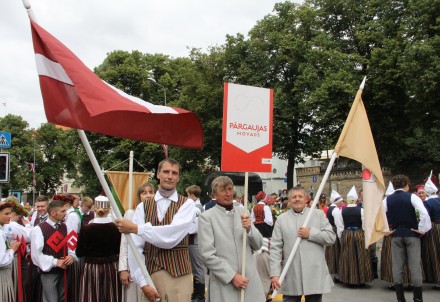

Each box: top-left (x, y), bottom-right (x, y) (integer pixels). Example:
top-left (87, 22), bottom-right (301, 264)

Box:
top-left (1, 159), bottom-right (439, 302)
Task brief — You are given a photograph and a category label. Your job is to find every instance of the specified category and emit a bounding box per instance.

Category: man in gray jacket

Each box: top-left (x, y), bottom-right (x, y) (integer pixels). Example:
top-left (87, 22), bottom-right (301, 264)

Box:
top-left (271, 186), bottom-right (336, 302)
top-left (198, 176), bottom-right (266, 302)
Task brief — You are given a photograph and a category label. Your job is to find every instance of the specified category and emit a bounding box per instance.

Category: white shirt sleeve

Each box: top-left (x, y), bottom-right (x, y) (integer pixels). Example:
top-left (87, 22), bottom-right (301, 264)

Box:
top-left (189, 207), bottom-right (201, 235)
top-left (251, 208), bottom-right (256, 223)
top-left (127, 231), bottom-right (148, 287)
top-left (411, 194), bottom-right (432, 233)
top-left (264, 205), bottom-right (273, 226)
top-left (135, 199), bottom-right (196, 249)
top-left (30, 226), bottom-right (57, 272)
top-left (0, 230), bottom-right (14, 268)
top-left (333, 208), bottom-right (344, 239)
top-left (65, 210), bottom-right (81, 234)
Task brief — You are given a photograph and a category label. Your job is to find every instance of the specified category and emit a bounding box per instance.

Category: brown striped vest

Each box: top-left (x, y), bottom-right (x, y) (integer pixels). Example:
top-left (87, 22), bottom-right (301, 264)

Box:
top-left (143, 195), bottom-right (191, 277)
top-left (39, 221), bottom-right (67, 274)
top-left (253, 203), bottom-right (266, 224)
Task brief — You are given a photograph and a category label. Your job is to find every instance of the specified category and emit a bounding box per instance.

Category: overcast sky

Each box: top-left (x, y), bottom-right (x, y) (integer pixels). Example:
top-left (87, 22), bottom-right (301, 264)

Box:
top-left (0, 0), bottom-right (302, 129)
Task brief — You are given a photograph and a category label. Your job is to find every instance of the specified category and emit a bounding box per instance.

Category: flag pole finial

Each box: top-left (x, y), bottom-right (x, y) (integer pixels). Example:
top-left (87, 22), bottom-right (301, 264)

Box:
top-left (22, 0), bottom-right (31, 9)
top-left (360, 76), bottom-right (367, 90)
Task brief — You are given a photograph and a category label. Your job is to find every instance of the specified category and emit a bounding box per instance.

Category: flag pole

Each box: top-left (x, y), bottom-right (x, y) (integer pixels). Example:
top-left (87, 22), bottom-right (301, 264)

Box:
top-left (272, 151), bottom-right (338, 298)
top-left (128, 151), bottom-right (134, 210)
top-left (240, 172), bottom-right (249, 302)
top-left (77, 130), bottom-right (157, 290)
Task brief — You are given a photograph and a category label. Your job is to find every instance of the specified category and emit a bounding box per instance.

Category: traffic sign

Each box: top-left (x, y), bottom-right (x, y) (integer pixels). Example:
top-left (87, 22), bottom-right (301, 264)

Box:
top-left (312, 175), bottom-right (318, 183)
top-left (0, 132), bottom-right (11, 149)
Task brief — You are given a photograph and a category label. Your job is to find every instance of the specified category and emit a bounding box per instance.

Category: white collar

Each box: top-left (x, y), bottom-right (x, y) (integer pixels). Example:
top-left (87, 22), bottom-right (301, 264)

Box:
top-left (155, 190), bottom-right (178, 202)
top-left (257, 201), bottom-right (265, 205)
top-left (92, 217), bottom-right (112, 224)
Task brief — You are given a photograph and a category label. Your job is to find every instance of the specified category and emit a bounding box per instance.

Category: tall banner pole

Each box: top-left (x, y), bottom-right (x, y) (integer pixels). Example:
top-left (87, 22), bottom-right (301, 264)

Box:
top-left (240, 172), bottom-right (249, 302)
top-left (128, 151), bottom-right (134, 210)
top-left (77, 130), bottom-right (156, 290)
top-left (272, 152), bottom-right (337, 298)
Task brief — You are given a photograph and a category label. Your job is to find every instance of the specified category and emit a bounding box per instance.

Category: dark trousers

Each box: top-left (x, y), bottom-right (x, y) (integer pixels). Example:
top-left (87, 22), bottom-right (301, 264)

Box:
top-left (283, 294), bottom-right (322, 302)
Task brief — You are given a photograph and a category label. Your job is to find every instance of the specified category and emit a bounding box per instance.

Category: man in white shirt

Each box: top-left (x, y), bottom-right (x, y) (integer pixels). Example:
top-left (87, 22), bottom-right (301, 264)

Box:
top-left (116, 158), bottom-right (195, 302)
top-left (30, 199), bottom-right (75, 302)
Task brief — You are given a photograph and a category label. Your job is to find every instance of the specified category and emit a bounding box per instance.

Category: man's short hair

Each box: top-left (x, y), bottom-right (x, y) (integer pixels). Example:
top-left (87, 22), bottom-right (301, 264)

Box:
top-left (81, 196), bottom-right (94, 208)
top-left (392, 174), bottom-right (410, 190)
top-left (211, 176), bottom-right (234, 194)
top-left (288, 186), bottom-right (307, 199)
top-left (158, 158), bottom-right (181, 173)
top-left (47, 199), bottom-right (67, 214)
top-left (186, 185), bottom-right (202, 198)
top-left (36, 195), bottom-right (49, 203)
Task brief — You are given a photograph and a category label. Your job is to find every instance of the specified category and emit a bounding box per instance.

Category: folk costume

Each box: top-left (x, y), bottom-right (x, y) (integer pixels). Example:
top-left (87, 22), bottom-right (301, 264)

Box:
top-left (324, 190), bottom-right (343, 277)
top-left (76, 211), bottom-right (122, 302)
top-left (384, 185), bottom-right (432, 302)
top-left (199, 203), bottom-right (265, 302)
top-left (128, 190), bottom-right (195, 302)
top-left (30, 218), bottom-right (72, 302)
top-left (251, 191), bottom-right (273, 238)
top-left (334, 186), bottom-right (373, 285)
top-left (0, 225), bottom-right (15, 301)
top-left (421, 177), bottom-right (440, 287)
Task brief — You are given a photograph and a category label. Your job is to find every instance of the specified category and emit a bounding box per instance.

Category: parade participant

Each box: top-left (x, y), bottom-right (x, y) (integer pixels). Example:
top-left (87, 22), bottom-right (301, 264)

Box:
top-left (421, 176), bottom-right (440, 289)
top-left (384, 174), bottom-right (431, 302)
top-left (255, 237), bottom-right (272, 299)
top-left (4, 196), bottom-right (31, 302)
top-left (186, 185), bottom-right (206, 302)
top-left (318, 194), bottom-right (328, 215)
top-left (55, 194), bottom-right (80, 302)
top-left (0, 201), bottom-right (21, 301)
top-left (334, 186), bottom-right (373, 286)
top-left (416, 185), bottom-right (427, 201)
top-left (198, 176), bottom-right (265, 302)
top-left (271, 187), bottom-right (335, 302)
top-left (79, 196), bottom-right (95, 226)
top-left (251, 191), bottom-right (274, 238)
top-left (233, 191), bottom-right (244, 208)
top-left (30, 199), bottom-right (74, 302)
top-left (203, 192), bottom-right (217, 211)
top-left (119, 183), bottom-right (155, 302)
top-left (325, 190), bottom-right (344, 281)
top-left (76, 195), bottom-right (122, 302)
top-left (116, 158), bottom-right (195, 302)
top-left (30, 196), bottom-right (49, 227)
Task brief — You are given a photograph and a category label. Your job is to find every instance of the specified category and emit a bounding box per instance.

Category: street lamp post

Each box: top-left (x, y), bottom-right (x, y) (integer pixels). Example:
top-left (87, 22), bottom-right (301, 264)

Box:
top-left (147, 77), bottom-right (167, 106)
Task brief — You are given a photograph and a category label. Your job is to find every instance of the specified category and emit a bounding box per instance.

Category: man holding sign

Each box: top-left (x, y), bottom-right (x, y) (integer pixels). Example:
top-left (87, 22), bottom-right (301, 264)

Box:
top-left (198, 176), bottom-right (265, 302)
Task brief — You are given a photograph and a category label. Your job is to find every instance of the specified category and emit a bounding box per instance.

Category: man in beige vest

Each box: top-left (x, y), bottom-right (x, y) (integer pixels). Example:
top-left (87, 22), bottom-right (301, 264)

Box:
top-left (116, 158), bottom-right (196, 302)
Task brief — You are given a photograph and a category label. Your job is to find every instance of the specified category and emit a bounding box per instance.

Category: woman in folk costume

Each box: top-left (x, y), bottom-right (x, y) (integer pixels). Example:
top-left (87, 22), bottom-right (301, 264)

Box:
top-left (76, 195), bottom-right (122, 302)
top-left (251, 191), bottom-right (274, 238)
top-left (0, 201), bottom-right (21, 301)
top-left (119, 182), bottom-right (155, 302)
top-left (421, 176), bottom-right (440, 289)
top-left (4, 196), bottom-right (31, 302)
top-left (334, 186), bottom-right (373, 286)
top-left (324, 190), bottom-right (344, 281)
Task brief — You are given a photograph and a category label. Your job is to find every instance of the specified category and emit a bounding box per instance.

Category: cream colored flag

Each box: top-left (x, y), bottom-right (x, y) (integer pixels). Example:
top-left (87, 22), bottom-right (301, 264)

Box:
top-left (106, 171), bottom-right (150, 210)
top-left (334, 77), bottom-right (389, 248)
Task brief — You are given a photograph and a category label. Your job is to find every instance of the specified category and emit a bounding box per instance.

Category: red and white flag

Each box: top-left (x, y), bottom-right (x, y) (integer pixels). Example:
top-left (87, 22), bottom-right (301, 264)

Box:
top-left (30, 19), bottom-right (203, 149)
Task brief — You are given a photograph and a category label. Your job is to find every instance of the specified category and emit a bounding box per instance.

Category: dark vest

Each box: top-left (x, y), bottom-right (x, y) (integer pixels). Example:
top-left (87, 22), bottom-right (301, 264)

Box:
top-left (39, 221), bottom-right (67, 274)
top-left (204, 199), bottom-right (217, 211)
top-left (327, 206), bottom-right (336, 227)
top-left (342, 206), bottom-right (362, 228)
top-left (253, 204), bottom-right (266, 224)
top-left (424, 197), bottom-right (440, 222)
top-left (387, 191), bottom-right (418, 237)
top-left (34, 214), bottom-right (48, 226)
top-left (143, 195), bottom-right (191, 277)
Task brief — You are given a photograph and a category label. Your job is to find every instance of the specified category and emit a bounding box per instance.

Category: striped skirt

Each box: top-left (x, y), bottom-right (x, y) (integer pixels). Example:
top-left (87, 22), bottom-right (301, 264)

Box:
top-left (421, 222), bottom-right (440, 283)
top-left (67, 259), bottom-right (83, 302)
top-left (80, 261), bottom-right (122, 302)
top-left (325, 226), bottom-right (340, 274)
top-left (0, 264), bottom-right (15, 302)
top-left (338, 229), bottom-right (373, 285)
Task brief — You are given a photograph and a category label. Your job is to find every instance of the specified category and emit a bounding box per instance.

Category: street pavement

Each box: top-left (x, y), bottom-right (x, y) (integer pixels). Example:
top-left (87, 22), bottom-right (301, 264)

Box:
top-left (272, 279), bottom-right (439, 301)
